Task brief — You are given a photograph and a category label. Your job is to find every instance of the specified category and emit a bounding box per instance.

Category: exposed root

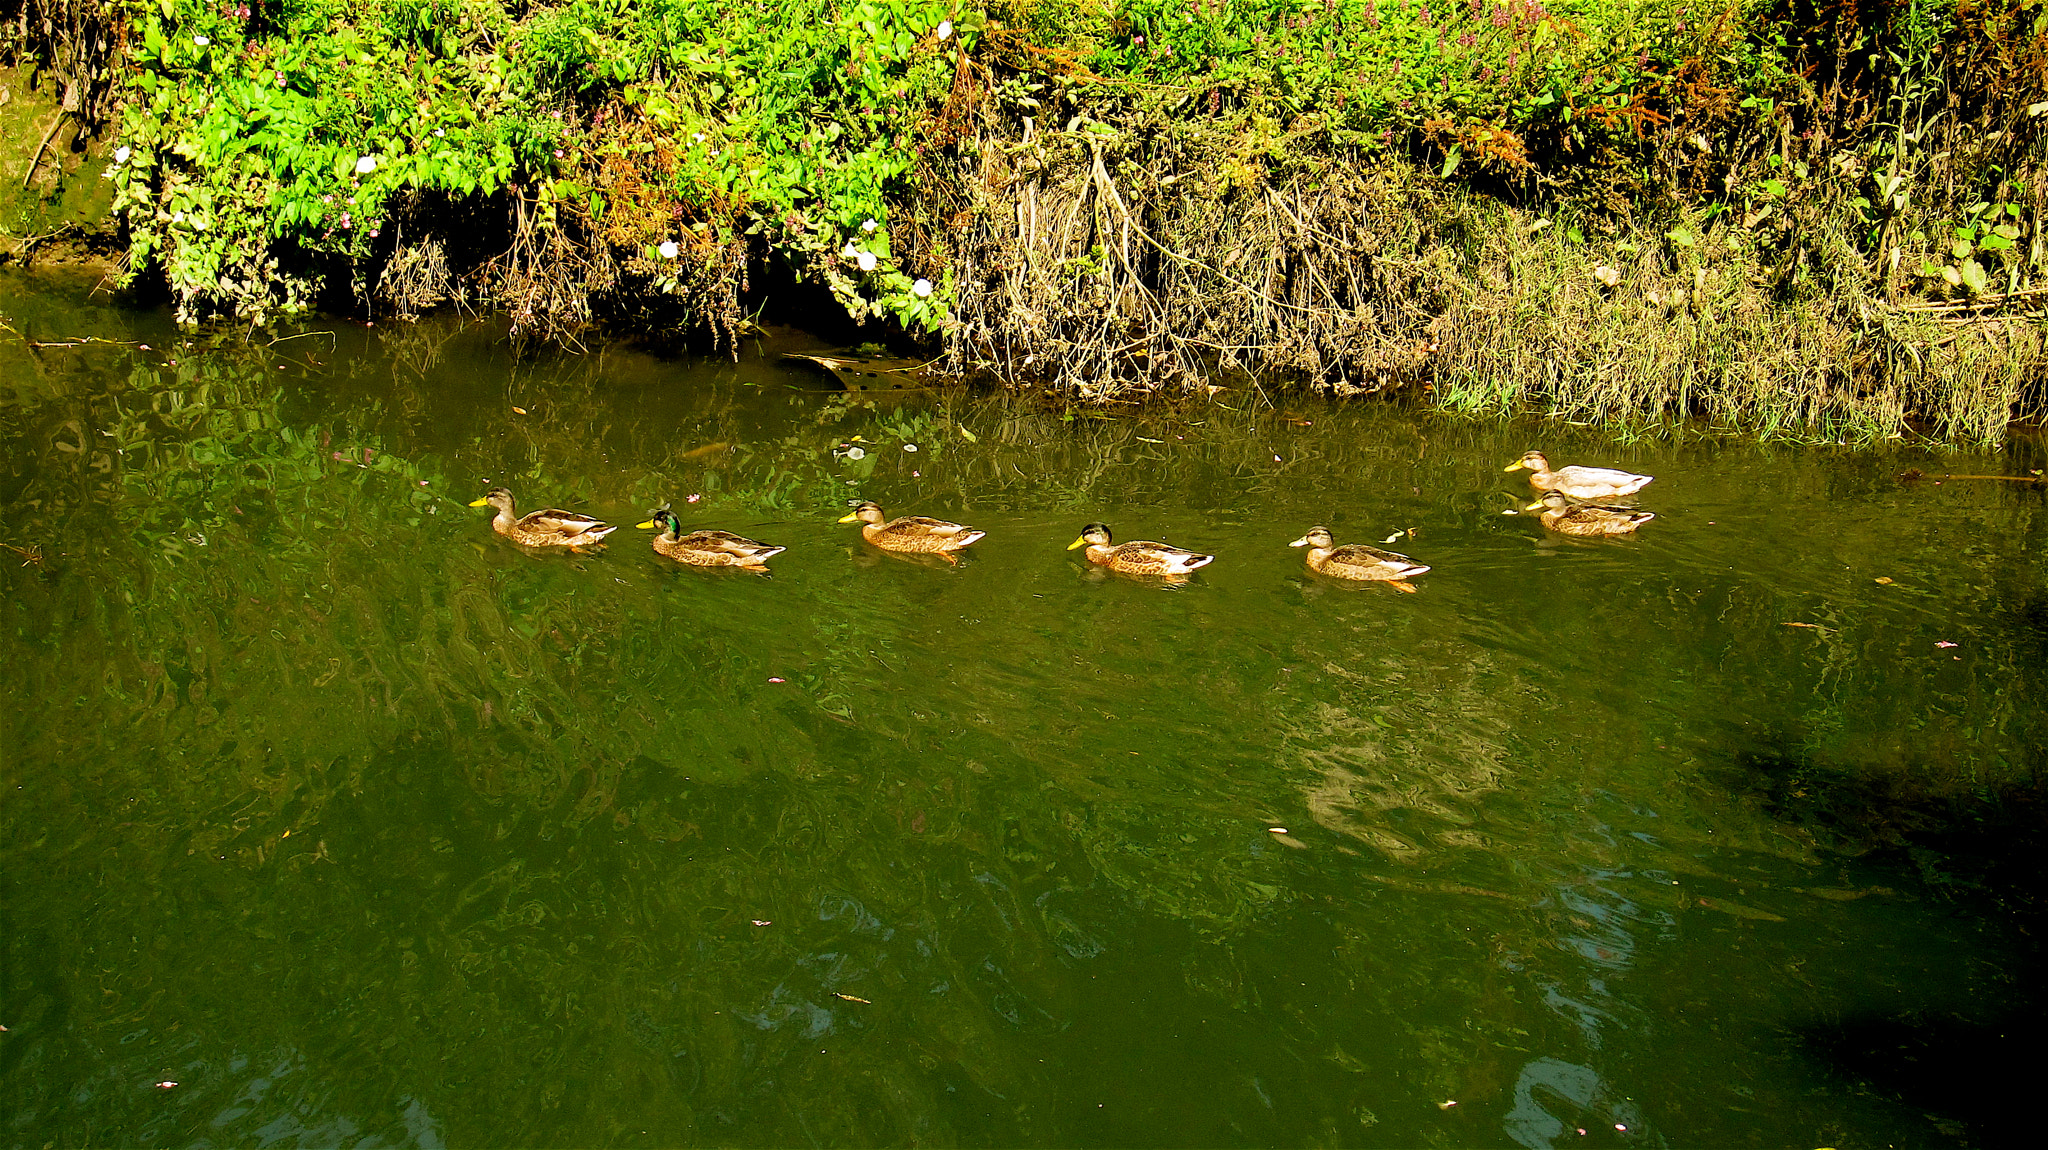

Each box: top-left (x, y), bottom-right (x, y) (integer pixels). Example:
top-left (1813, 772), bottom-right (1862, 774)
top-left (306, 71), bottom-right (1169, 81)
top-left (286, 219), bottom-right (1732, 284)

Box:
top-left (941, 105), bottom-right (1466, 397)
top-left (377, 231), bottom-right (454, 321)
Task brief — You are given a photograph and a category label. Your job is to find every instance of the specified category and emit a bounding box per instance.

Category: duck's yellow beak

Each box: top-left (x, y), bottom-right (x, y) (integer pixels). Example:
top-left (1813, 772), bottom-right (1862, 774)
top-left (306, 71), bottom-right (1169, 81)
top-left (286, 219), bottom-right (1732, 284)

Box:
top-left (837, 511), bottom-right (862, 523)
top-left (1524, 499), bottom-right (1546, 511)
top-left (1066, 536), bottom-right (1089, 550)
top-left (468, 496), bottom-right (490, 507)
top-left (1503, 460), bottom-right (1528, 472)
top-left (1288, 536), bottom-right (1311, 547)
top-left (635, 520), bottom-right (657, 530)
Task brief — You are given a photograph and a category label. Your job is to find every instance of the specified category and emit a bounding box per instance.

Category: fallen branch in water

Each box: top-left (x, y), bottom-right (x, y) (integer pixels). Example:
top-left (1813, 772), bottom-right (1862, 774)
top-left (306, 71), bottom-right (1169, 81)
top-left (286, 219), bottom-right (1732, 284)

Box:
top-left (1899, 468), bottom-right (2045, 483)
top-left (3, 543), bottom-right (46, 568)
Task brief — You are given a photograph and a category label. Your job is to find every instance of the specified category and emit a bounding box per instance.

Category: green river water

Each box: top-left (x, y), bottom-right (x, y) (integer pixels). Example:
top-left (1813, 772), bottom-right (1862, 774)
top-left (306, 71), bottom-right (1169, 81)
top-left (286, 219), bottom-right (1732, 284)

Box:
top-left (4, 271), bottom-right (2046, 1147)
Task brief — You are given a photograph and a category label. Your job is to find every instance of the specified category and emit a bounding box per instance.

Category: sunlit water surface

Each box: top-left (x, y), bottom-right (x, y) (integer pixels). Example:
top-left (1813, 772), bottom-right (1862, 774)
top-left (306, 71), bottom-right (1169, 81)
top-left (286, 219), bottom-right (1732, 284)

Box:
top-left (4, 274), bottom-right (2046, 1147)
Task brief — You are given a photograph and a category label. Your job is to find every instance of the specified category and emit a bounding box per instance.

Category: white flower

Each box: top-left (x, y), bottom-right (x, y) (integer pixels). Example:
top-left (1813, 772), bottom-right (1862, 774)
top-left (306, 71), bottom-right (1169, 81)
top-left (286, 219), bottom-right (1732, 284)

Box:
top-left (171, 210), bottom-right (184, 223)
top-left (658, 240), bottom-right (679, 259)
top-left (841, 242), bottom-right (860, 260)
top-left (843, 445), bottom-right (866, 461)
top-left (911, 278), bottom-right (933, 298)
top-left (432, 128), bottom-right (445, 137)
top-left (861, 218), bottom-right (878, 233)
top-left (938, 21), bottom-right (953, 40)
top-left (193, 35), bottom-right (210, 47)
top-left (354, 155), bottom-right (377, 176)
top-left (856, 251), bottom-right (877, 272)
top-left (113, 146), bottom-right (130, 164)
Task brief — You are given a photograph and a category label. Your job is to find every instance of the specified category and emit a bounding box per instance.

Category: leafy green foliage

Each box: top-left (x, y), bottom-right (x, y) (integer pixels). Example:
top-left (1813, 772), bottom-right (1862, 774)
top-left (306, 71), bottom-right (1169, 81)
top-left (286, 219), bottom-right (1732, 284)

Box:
top-left (105, 0), bottom-right (981, 331)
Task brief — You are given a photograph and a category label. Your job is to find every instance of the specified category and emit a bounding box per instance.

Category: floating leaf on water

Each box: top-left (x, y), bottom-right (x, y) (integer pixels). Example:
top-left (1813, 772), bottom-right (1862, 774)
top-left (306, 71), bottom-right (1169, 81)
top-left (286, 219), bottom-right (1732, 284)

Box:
top-left (1936, 641), bottom-right (1958, 648)
top-left (833, 993), bottom-right (871, 1004)
top-left (1136, 436), bottom-right (1164, 443)
top-left (1874, 576), bottom-right (1893, 584)
top-left (511, 406), bottom-right (527, 415)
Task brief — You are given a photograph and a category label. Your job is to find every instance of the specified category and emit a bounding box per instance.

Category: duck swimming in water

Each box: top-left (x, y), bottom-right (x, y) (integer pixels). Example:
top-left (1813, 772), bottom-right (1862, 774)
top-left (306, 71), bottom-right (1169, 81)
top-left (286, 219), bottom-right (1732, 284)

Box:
top-left (469, 487), bottom-right (618, 549)
top-left (1289, 526), bottom-right (1429, 591)
top-left (1504, 451), bottom-right (1653, 499)
top-left (838, 501), bottom-right (985, 557)
top-left (1068, 523), bottom-right (1214, 578)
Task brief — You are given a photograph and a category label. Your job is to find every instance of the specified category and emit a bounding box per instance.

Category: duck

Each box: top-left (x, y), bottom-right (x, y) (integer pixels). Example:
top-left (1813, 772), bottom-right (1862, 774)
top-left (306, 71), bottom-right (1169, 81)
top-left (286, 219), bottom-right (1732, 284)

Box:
top-left (1504, 451), bottom-right (1653, 499)
top-left (469, 486), bottom-right (618, 548)
top-left (838, 501), bottom-right (985, 557)
top-left (1068, 523), bottom-right (1214, 577)
top-left (1526, 490), bottom-right (1656, 536)
top-left (636, 506), bottom-right (784, 567)
top-left (1289, 526), bottom-right (1429, 591)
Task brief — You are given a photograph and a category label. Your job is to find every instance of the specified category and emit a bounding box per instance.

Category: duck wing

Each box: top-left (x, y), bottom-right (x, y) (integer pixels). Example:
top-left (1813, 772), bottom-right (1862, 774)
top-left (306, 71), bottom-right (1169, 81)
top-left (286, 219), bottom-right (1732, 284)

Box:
top-left (1328, 543), bottom-right (1430, 577)
top-left (1553, 465), bottom-right (1653, 496)
top-left (518, 508), bottom-right (616, 541)
top-left (1112, 541), bottom-right (1215, 574)
top-left (678, 529), bottom-right (785, 560)
top-left (880, 516), bottom-right (986, 547)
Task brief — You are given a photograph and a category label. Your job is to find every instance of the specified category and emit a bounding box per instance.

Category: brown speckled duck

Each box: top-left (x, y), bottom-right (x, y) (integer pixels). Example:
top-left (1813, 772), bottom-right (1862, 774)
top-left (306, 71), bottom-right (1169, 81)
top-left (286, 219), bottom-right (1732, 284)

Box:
top-left (838, 501), bottom-right (985, 557)
top-left (1527, 490), bottom-right (1656, 536)
top-left (1289, 526), bottom-right (1429, 591)
top-left (1068, 523), bottom-right (1214, 577)
top-left (470, 487), bottom-right (617, 549)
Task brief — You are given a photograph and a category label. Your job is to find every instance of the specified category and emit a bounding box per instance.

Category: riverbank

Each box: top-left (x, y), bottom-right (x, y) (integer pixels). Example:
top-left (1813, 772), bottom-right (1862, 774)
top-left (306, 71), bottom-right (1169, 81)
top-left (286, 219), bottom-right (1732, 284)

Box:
top-left (3, 1), bottom-right (2044, 442)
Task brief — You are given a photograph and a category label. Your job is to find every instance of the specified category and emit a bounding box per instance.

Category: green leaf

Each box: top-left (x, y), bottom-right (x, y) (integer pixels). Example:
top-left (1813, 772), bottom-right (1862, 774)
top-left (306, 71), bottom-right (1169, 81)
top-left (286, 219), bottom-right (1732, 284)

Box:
top-left (1959, 259), bottom-right (1989, 295)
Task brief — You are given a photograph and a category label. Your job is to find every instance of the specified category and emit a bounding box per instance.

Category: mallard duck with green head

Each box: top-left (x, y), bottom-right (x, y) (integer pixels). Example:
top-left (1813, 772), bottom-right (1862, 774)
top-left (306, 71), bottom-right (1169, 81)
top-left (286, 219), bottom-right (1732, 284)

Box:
top-left (1526, 490), bottom-right (1655, 536)
top-left (838, 501), bottom-right (985, 558)
top-left (1068, 523), bottom-right (1214, 577)
top-left (469, 486), bottom-right (618, 549)
top-left (1504, 451), bottom-right (1653, 499)
top-left (1289, 526), bottom-right (1429, 591)
top-left (637, 505), bottom-right (785, 568)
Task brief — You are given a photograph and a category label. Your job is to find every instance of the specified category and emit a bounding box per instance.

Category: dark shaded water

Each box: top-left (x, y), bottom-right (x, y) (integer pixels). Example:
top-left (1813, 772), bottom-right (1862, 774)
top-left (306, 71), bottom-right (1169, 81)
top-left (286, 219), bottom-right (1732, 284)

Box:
top-left (4, 272), bottom-right (2046, 1147)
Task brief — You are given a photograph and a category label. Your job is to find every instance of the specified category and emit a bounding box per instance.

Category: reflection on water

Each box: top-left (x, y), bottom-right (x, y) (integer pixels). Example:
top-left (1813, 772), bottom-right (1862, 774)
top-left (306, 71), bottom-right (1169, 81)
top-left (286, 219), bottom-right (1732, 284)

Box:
top-left (4, 273), bottom-right (2047, 1146)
